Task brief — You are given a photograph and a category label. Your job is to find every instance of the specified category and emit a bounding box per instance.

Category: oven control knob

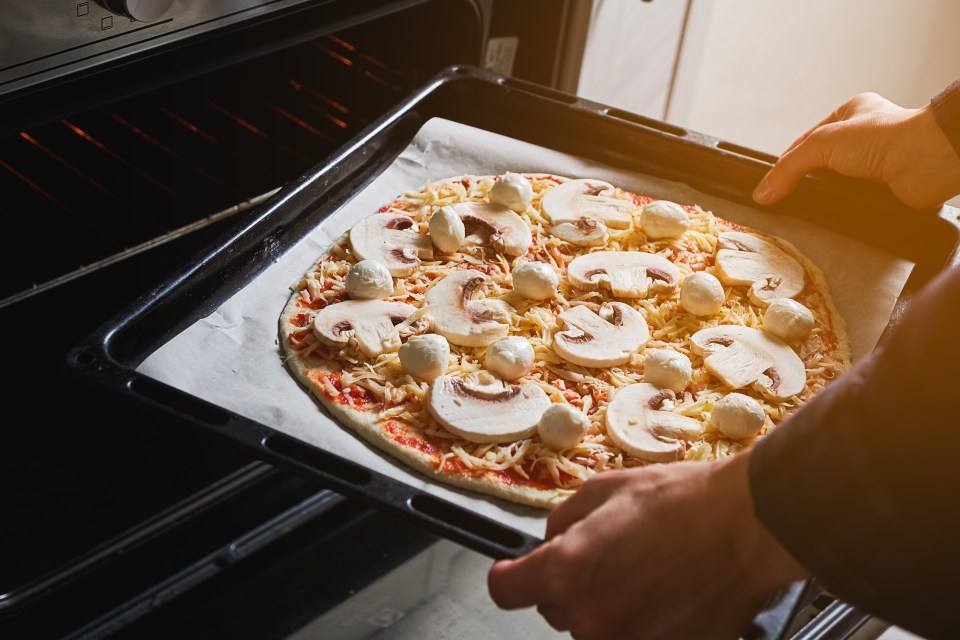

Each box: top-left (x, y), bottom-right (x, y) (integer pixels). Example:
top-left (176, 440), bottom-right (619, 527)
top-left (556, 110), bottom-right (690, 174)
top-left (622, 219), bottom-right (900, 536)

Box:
top-left (97, 0), bottom-right (176, 23)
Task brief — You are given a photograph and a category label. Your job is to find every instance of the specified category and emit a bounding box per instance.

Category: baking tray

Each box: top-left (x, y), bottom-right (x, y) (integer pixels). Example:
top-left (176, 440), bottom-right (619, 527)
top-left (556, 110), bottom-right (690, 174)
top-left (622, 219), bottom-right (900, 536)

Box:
top-left (66, 66), bottom-right (960, 639)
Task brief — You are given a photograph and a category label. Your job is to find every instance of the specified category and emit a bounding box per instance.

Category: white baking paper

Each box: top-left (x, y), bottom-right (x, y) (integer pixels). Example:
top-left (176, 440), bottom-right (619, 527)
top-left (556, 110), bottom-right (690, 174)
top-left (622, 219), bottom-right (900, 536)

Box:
top-left (138, 118), bottom-right (914, 540)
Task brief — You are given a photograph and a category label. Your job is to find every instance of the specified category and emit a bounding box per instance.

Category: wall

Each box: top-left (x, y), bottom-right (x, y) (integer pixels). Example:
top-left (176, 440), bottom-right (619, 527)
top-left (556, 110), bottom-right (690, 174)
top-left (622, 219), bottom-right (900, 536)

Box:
top-left (579, 0), bottom-right (960, 154)
top-left (668, 0), bottom-right (960, 154)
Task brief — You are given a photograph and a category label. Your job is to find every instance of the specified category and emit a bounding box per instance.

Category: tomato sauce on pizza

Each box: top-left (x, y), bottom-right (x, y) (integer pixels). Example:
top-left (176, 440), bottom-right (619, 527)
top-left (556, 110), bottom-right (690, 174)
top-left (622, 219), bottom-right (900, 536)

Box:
top-left (279, 173), bottom-right (851, 508)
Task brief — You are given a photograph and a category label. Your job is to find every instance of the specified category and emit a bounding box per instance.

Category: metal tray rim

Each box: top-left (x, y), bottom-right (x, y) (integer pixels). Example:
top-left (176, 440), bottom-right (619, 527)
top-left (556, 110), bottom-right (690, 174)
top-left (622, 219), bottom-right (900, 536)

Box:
top-left (63, 64), bottom-right (960, 640)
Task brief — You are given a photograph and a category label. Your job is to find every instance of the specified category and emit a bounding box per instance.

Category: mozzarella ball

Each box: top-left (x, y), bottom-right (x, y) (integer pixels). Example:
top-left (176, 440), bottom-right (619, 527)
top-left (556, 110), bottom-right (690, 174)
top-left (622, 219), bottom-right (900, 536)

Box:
top-left (489, 172), bottom-right (533, 212)
top-left (680, 272), bottom-right (725, 316)
top-left (763, 298), bottom-right (815, 342)
top-left (538, 404), bottom-right (590, 450)
top-left (429, 206), bottom-right (466, 252)
top-left (345, 260), bottom-right (393, 300)
top-left (640, 200), bottom-right (689, 239)
top-left (485, 336), bottom-right (535, 380)
top-left (398, 334), bottom-right (450, 381)
top-left (644, 349), bottom-right (692, 393)
top-left (512, 262), bottom-right (558, 300)
top-left (712, 393), bottom-right (765, 440)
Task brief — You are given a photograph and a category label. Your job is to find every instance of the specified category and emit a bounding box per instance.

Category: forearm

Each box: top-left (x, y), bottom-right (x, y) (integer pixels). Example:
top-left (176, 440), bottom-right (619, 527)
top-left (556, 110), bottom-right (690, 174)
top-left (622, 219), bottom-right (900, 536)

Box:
top-left (885, 103), bottom-right (960, 209)
top-left (749, 265), bottom-right (960, 639)
top-left (931, 78), bottom-right (960, 158)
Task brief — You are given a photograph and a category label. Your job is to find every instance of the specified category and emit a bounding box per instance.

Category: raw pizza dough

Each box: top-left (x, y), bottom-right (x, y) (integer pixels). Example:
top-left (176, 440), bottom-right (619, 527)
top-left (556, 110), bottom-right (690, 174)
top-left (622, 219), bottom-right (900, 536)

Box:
top-left (279, 173), bottom-right (851, 509)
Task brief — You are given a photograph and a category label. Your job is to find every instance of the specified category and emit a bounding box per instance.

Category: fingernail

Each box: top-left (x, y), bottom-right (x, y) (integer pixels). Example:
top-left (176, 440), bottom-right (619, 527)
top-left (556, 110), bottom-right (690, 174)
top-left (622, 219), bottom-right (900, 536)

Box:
top-left (753, 179), bottom-right (774, 204)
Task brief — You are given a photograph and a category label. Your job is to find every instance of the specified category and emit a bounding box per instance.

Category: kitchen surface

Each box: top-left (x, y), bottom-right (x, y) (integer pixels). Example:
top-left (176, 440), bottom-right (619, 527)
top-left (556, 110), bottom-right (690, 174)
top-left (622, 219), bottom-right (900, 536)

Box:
top-left (1, 2), bottom-right (955, 639)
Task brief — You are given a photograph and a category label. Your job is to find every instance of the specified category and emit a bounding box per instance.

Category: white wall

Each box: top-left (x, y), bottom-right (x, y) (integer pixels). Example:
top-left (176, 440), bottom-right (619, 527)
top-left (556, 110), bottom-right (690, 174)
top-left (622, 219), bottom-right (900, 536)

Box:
top-left (668, 0), bottom-right (960, 154)
top-left (578, 0), bottom-right (960, 155)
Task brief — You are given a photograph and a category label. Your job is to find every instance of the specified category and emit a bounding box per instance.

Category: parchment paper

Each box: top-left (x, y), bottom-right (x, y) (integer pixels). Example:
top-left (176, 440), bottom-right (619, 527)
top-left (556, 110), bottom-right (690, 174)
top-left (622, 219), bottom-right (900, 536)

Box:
top-left (138, 118), bottom-right (913, 540)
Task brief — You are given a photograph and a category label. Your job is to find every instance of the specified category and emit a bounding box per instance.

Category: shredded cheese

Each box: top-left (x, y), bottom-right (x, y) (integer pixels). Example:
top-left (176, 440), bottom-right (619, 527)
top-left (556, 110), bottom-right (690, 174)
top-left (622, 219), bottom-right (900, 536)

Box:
top-left (282, 173), bottom-right (851, 492)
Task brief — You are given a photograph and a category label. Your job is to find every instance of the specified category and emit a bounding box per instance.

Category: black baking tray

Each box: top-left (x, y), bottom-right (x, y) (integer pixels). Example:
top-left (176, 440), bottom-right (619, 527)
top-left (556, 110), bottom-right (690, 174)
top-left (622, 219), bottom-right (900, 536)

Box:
top-left (67, 66), bottom-right (960, 639)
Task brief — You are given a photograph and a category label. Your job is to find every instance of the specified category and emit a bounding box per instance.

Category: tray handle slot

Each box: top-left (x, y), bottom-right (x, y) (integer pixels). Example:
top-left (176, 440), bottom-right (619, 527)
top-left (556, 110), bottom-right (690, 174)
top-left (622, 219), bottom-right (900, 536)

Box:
top-left (262, 434), bottom-right (372, 486)
top-left (128, 376), bottom-right (232, 426)
top-left (501, 77), bottom-right (578, 104)
top-left (407, 493), bottom-right (531, 553)
top-left (715, 140), bottom-right (779, 165)
top-left (606, 107), bottom-right (689, 137)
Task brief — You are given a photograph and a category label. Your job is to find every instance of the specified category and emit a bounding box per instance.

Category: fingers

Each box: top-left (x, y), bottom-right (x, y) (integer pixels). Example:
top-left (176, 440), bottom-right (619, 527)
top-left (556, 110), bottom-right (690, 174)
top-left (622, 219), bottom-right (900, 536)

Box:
top-left (753, 125), bottom-right (835, 205)
top-left (536, 604), bottom-right (570, 632)
top-left (489, 472), bottom-right (628, 611)
top-left (782, 106), bottom-right (845, 155)
top-left (754, 92), bottom-right (902, 206)
top-left (487, 545), bottom-right (552, 610)
top-left (545, 471), bottom-right (625, 539)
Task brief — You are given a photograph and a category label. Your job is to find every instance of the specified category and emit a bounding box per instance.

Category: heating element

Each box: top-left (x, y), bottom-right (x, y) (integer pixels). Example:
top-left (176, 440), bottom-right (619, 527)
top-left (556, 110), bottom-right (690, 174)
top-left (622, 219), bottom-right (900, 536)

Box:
top-left (0, 1), bottom-right (489, 635)
top-left (0, 25), bottom-right (413, 306)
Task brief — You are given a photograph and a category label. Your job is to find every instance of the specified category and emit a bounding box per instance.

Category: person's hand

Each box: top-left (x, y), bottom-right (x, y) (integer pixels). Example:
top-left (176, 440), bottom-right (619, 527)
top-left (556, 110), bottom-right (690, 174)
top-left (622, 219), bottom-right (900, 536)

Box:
top-left (487, 450), bottom-right (809, 639)
top-left (753, 92), bottom-right (960, 210)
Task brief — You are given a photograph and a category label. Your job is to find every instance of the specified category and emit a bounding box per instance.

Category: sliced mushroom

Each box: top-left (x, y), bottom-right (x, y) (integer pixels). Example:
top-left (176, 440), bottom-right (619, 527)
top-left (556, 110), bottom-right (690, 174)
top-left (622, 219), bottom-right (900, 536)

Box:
top-left (567, 251), bottom-right (680, 298)
top-left (424, 270), bottom-right (515, 347)
top-left (349, 213), bottom-right (434, 277)
top-left (691, 325), bottom-right (806, 400)
top-left (543, 178), bottom-right (635, 231)
top-left (715, 231), bottom-right (804, 304)
top-left (553, 302), bottom-right (649, 367)
top-left (606, 383), bottom-right (701, 462)
top-left (313, 300), bottom-right (424, 357)
top-left (427, 373), bottom-right (551, 443)
top-left (449, 202), bottom-right (532, 256)
top-left (549, 216), bottom-right (609, 247)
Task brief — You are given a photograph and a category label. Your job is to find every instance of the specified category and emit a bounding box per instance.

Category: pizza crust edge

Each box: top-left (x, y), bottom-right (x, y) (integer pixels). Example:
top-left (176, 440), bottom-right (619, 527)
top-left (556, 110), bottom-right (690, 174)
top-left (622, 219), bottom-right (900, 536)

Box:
top-left (280, 290), bottom-right (566, 510)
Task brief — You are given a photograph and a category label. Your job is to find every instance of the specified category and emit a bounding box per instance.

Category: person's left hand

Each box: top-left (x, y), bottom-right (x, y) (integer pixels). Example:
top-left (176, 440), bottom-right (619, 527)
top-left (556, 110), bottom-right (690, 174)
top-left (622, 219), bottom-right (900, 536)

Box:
top-left (487, 450), bottom-right (809, 640)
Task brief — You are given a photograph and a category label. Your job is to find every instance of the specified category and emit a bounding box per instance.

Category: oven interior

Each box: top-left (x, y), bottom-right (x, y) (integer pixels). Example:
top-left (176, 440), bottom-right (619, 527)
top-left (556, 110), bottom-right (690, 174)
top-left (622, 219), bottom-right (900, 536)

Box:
top-left (1, 1), bottom-right (487, 636)
top-left (1, 11), bottom-right (444, 306)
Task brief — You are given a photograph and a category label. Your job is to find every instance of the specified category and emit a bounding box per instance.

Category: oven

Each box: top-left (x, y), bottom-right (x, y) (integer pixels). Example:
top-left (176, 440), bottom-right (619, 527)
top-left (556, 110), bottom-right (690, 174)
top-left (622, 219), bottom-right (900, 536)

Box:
top-left (0, 2), bottom-right (894, 639)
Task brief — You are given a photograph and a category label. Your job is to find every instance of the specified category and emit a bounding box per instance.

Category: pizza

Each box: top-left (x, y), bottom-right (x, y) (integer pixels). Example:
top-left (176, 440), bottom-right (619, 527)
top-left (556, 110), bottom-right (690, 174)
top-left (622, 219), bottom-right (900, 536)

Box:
top-left (279, 173), bottom-right (851, 509)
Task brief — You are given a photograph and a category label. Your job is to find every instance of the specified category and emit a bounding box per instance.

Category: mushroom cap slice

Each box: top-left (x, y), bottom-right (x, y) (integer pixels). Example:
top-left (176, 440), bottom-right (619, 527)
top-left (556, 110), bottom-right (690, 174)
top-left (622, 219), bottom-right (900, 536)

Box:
top-left (606, 383), bottom-right (701, 462)
top-left (691, 325), bottom-right (806, 400)
top-left (549, 216), bottom-right (609, 247)
top-left (427, 374), bottom-right (551, 443)
top-left (349, 213), bottom-right (434, 277)
top-left (450, 202), bottom-right (532, 256)
top-left (543, 178), bottom-right (635, 230)
top-left (553, 302), bottom-right (649, 367)
top-left (313, 300), bottom-right (424, 358)
top-left (715, 231), bottom-right (804, 304)
top-left (567, 251), bottom-right (680, 298)
top-left (424, 270), bottom-right (515, 347)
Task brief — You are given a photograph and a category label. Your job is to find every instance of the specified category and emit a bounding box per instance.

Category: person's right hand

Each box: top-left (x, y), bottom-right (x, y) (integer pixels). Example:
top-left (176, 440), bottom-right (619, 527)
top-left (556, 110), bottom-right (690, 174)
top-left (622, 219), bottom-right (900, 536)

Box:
top-left (753, 92), bottom-right (960, 210)
top-left (488, 450), bottom-right (809, 639)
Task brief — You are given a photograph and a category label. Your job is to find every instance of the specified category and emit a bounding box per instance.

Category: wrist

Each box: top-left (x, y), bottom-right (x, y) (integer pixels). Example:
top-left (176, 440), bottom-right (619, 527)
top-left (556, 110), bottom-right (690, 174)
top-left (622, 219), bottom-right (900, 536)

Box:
top-left (713, 449), bottom-right (811, 593)
top-left (886, 105), bottom-right (960, 208)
